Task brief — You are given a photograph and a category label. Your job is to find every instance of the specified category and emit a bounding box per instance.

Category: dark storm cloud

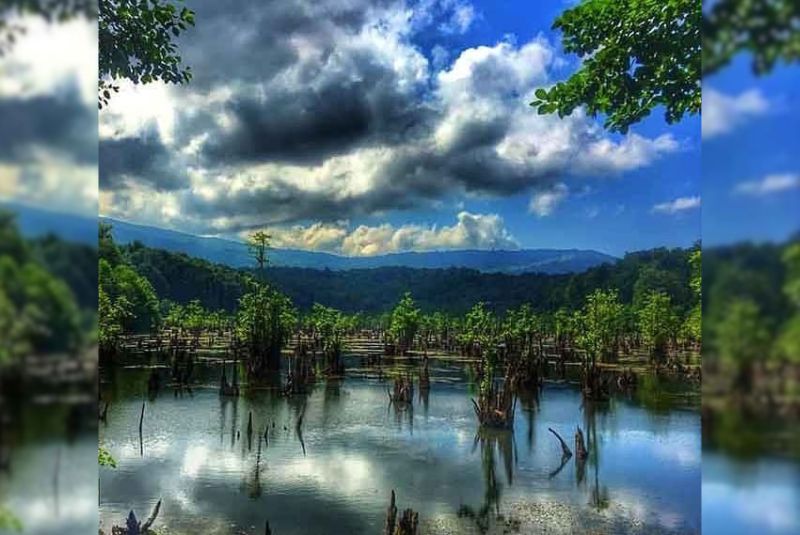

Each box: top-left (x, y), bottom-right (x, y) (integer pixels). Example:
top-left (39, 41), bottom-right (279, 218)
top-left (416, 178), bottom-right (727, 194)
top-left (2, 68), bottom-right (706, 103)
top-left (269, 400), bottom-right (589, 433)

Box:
top-left (179, 0), bottom-right (398, 90)
top-left (100, 129), bottom-right (189, 191)
top-left (200, 63), bottom-right (431, 164)
top-left (0, 88), bottom-right (96, 165)
top-left (186, 175), bottom-right (421, 229)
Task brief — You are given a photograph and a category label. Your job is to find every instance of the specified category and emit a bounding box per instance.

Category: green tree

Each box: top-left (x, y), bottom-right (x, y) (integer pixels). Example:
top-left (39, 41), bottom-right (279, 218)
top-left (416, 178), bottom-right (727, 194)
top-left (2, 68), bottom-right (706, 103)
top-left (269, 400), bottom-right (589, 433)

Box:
top-left (531, 0), bottom-right (701, 133)
top-left (99, 258), bottom-right (160, 333)
top-left (460, 302), bottom-right (498, 360)
top-left (308, 303), bottom-right (346, 357)
top-left (99, 0), bottom-right (195, 106)
top-left (773, 243), bottom-right (800, 362)
top-left (389, 292), bottom-right (421, 353)
top-left (247, 230), bottom-right (272, 274)
top-left (576, 289), bottom-right (624, 364)
top-left (503, 303), bottom-right (540, 357)
top-left (236, 279), bottom-right (296, 375)
top-left (715, 298), bottom-right (770, 392)
top-left (683, 248), bottom-right (702, 343)
top-left (637, 290), bottom-right (677, 361)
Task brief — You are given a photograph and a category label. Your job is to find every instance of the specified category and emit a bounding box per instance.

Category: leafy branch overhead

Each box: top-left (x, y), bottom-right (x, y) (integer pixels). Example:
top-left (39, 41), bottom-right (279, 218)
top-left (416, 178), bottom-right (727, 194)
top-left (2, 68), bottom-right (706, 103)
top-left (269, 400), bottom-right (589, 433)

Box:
top-left (531, 0), bottom-right (701, 133)
top-left (703, 0), bottom-right (800, 76)
top-left (99, 0), bottom-right (195, 107)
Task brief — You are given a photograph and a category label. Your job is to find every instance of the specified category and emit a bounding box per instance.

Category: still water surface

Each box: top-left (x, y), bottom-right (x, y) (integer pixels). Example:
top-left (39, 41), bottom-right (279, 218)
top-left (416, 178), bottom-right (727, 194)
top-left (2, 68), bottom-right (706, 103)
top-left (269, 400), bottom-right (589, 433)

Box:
top-left (99, 355), bottom-right (701, 534)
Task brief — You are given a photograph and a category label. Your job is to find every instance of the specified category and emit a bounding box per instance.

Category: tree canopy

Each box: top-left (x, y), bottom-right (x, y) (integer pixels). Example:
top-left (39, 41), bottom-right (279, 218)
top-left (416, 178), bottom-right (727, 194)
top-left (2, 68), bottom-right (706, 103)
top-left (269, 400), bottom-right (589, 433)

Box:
top-left (98, 0), bottom-right (195, 107)
top-left (531, 0), bottom-right (701, 133)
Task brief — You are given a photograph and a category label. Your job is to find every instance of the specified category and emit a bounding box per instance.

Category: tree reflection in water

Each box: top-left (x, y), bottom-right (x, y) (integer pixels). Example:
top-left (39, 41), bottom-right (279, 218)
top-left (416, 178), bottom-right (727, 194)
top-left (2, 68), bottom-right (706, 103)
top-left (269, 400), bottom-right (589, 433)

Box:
top-left (458, 428), bottom-right (518, 534)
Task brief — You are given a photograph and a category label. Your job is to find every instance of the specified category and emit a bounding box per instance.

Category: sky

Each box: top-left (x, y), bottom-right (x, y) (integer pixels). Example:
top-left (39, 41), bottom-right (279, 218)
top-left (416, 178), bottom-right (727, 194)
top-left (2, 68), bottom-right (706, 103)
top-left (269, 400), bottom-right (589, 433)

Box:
top-left (0, 15), bottom-right (97, 216)
top-left (0, 1), bottom-right (706, 257)
top-left (702, 55), bottom-right (800, 246)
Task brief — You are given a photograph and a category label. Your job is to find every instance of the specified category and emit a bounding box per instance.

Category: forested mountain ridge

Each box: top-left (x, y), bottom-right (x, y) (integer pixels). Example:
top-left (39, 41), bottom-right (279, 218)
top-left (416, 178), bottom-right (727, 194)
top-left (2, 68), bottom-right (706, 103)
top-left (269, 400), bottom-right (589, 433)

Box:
top-left (119, 238), bottom-right (696, 316)
top-left (103, 217), bottom-right (617, 274)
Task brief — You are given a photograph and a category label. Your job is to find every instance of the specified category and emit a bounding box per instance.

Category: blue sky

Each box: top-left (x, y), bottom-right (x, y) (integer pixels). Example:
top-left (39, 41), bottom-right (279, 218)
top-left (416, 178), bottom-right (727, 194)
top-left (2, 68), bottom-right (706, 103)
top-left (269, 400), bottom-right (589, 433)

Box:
top-left (703, 56), bottom-right (800, 246)
top-left (359, 0), bottom-right (702, 256)
top-left (96, 0), bottom-right (702, 257)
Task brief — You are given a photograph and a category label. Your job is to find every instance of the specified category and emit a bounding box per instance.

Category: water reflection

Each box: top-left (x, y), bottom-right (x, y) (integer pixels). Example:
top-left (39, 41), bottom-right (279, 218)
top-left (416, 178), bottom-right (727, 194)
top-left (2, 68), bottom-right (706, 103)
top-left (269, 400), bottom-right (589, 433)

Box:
top-left (0, 401), bottom-right (97, 535)
top-left (99, 354), bottom-right (700, 534)
top-left (702, 406), bottom-right (800, 535)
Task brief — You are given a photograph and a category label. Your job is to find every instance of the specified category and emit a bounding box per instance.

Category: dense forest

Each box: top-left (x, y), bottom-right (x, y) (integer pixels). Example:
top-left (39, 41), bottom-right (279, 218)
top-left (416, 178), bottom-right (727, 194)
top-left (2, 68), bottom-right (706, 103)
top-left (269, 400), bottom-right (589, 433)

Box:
top-left (119, 235), bottom-right (696, 316)
top-left (0, 211), bottom-right (96, 365)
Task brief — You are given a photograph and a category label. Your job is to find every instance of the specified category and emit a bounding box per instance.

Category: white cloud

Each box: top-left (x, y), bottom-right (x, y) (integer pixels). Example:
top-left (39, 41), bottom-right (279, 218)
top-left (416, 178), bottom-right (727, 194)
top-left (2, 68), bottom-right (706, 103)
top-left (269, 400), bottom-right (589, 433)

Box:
top-left (652, 196), bottom-right (701, 215)
top-left (99, 2), bottom-right (682, 234)
top-left (261, 222), bottom-right (349, 251)
top-left (0, 16), bottom-right (97, 105)
top-left (241, 211), bottom-right (518, 256)
top-left (703, 87), bottom-right (769, 139)
top-left (735, 173), bottom-right (800, 196)
top-left (529, 183), bottom-right (568, 217)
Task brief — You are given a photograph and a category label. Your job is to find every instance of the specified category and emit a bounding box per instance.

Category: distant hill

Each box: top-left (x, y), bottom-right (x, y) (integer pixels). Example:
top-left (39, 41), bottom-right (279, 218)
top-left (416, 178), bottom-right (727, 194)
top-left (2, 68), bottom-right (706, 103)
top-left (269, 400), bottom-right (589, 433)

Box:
top-left (102, 217), bottom-right (617, 274)
top-left (1, 200), bottom-right (96, 245)
top-left (119, 240), bottom-right (694, 315)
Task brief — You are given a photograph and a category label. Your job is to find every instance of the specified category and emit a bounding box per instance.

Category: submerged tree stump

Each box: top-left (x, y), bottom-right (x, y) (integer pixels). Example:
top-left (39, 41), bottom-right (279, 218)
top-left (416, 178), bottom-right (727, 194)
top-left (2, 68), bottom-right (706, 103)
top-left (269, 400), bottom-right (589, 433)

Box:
top-left (389, 374), bottom-right (414, 405)
top-left (384, 490), bottom-right (419, 535)
top-left (574, 426), bottom-right (588, 460)
top-left (472, 363), bottom-right (517, 429)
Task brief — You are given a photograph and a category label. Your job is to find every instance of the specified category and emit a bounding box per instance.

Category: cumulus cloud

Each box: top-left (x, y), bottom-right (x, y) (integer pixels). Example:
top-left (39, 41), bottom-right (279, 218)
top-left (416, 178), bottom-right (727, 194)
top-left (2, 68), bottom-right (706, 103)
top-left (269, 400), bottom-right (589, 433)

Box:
top-left (702, 87), bottom-right (769, 139)
top-left (652, 196), bottom-right (701, 215)
top-left (99, 0), bottom-right (681, 234)
top-left (734, 173), bottom-right (800, 196)
top-left (529, 183), bottom-right (568, 217)
top-left (245, 211), bottom-right (517, 256)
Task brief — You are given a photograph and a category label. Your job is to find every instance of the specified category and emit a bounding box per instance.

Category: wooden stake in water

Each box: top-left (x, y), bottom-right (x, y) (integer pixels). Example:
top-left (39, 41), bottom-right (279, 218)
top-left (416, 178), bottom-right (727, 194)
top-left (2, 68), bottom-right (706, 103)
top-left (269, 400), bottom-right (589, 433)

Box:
top-left (139, 401), bottom-right (145, 457)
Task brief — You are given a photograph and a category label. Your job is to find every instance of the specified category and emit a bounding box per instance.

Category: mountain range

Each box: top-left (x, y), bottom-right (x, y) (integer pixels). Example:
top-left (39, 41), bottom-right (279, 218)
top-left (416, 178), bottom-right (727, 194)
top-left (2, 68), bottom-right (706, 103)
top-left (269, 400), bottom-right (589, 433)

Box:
top-left (2, 201), bottom-right (617, 274)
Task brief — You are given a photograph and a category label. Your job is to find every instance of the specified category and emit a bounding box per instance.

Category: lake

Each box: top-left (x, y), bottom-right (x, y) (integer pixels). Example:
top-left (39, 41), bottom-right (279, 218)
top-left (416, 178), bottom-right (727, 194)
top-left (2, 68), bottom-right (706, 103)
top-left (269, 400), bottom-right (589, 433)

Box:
top-left (99, 353), bottom-right (701, 534)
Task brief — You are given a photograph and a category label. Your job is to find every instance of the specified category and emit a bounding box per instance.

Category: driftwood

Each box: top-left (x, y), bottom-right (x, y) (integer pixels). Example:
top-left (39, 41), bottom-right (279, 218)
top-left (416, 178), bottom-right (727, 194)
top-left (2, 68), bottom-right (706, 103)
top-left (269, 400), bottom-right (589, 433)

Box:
top-left (547, 427), bottom-right (572, 458)
top-left (384, 489), bottom-right (418, 535)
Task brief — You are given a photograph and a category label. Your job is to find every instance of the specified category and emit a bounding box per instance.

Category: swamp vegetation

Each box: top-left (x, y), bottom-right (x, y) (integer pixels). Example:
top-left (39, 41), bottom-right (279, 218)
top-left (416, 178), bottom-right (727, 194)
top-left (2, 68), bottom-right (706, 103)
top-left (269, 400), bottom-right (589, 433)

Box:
top-left (97, 225), bottom-right (704, 534)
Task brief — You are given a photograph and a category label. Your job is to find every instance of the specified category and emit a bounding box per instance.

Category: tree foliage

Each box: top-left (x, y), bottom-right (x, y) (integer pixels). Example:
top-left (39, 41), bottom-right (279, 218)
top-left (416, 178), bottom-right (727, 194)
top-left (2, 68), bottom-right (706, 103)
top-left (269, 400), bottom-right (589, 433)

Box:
top-left (98, 0), bottom-right (195, 107)
top-left (532, 0), bottom-right (701, 133)
top-left (236, 278), bottom-right (296, 375)
top-left (637, 290), bottom-right (677, 359)
top-left (389, 292), bottom-right (422, 352)
top-left (704, 0), bottom-right (800, 76)
top-left (0, 212), bottom-right (83, 364)
top-left (575, 288), bottom-right (624, 363)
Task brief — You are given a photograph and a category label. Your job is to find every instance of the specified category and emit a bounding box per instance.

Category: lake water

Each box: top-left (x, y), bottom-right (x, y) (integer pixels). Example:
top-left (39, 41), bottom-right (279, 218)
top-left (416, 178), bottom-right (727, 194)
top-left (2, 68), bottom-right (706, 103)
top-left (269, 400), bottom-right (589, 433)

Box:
top-left (0, 402), bottom-right (98, 535)
top-left (702, 412), bottom-right (800, 535)
top-left (99, 354), bottom-right (701, 534)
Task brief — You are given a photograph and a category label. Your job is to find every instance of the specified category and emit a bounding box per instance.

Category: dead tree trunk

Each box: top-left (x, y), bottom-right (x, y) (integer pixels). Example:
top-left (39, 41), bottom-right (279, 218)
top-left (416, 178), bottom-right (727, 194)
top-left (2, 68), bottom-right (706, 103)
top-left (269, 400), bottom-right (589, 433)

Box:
top-left (574, 426), bottom-right (588, 460)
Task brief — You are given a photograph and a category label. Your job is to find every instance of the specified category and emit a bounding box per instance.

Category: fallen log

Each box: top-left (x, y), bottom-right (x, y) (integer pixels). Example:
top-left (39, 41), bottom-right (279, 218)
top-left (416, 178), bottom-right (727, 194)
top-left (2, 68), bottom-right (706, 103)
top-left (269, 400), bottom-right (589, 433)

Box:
top-left (547, 427), bottom-right (572, 458)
